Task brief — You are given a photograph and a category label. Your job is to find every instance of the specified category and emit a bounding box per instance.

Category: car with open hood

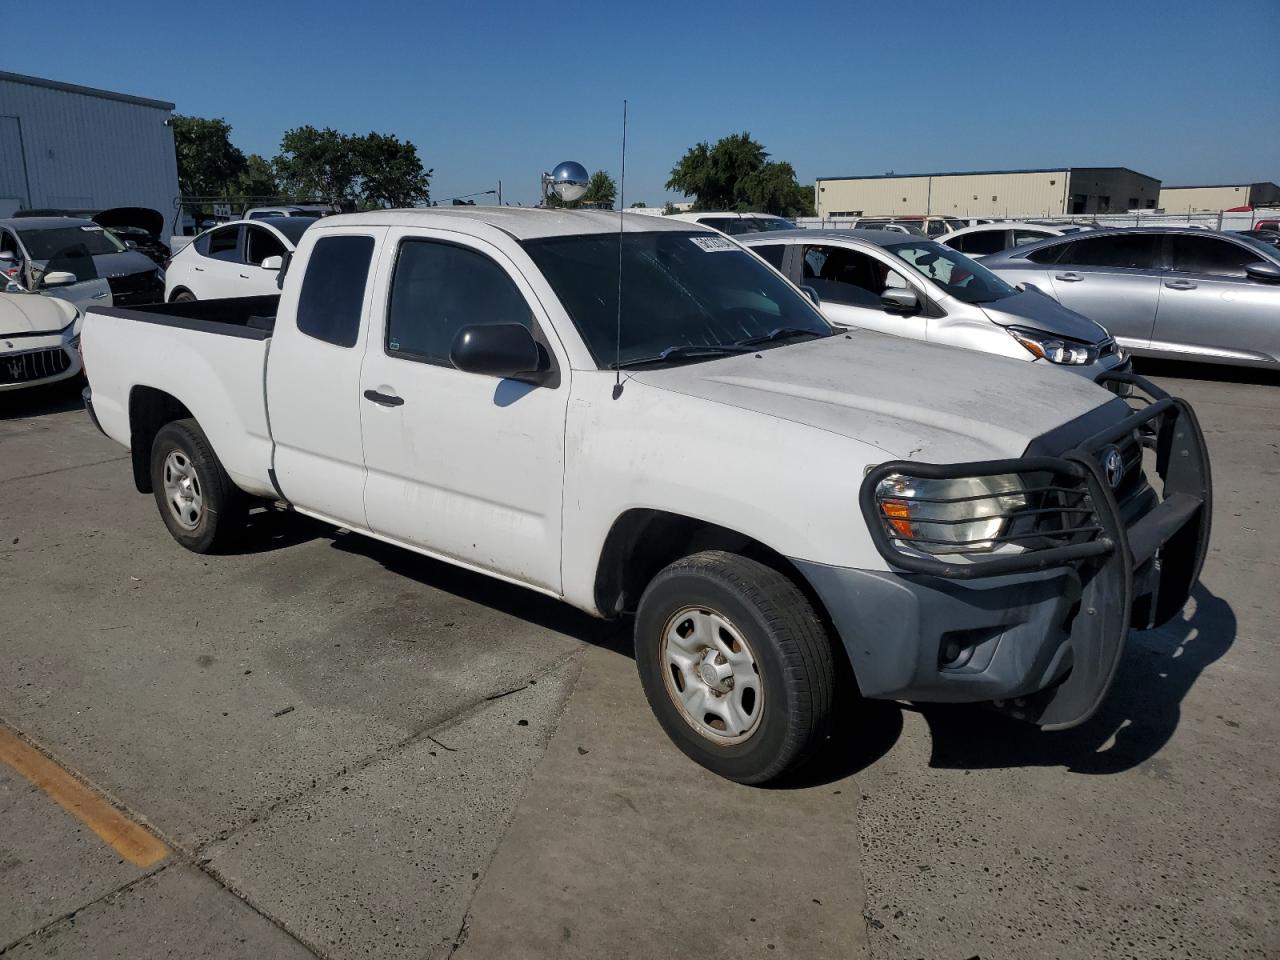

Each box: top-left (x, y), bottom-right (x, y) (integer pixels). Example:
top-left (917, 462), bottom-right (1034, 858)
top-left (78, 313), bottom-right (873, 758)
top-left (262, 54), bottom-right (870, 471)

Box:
top-left (739, 228), bottom-right (1127, 380)
top-left (0, 216), bottom-right (164, 309)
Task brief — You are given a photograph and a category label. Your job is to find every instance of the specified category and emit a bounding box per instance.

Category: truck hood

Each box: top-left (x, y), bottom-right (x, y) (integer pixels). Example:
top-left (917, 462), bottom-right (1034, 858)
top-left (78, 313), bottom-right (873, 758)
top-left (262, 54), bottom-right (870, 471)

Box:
top-left (978, 289), bottom-right (1109, 343)
top-left (629, 331), bottom-right (1113, 462)
top-left (0, 292), bottom-right (75, 337)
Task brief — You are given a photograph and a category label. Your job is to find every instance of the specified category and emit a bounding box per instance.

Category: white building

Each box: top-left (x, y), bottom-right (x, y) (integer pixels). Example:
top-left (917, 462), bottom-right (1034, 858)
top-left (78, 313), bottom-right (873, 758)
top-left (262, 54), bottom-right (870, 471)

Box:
top-left (0, 71), bottom-right (179, 226)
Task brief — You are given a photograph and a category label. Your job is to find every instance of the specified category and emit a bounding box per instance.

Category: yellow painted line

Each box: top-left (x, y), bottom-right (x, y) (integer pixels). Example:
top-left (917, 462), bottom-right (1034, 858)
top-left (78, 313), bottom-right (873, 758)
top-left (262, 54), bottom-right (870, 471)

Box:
top-left (0, 725), bottom-right (168, 867)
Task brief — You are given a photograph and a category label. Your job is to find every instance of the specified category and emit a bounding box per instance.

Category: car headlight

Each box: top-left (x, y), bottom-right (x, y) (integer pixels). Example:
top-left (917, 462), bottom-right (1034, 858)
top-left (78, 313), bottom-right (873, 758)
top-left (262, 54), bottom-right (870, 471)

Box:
top-left (1007, 326), bottom-right (1097, 365)
top-left (874, 473), bottom-right (1027, 554)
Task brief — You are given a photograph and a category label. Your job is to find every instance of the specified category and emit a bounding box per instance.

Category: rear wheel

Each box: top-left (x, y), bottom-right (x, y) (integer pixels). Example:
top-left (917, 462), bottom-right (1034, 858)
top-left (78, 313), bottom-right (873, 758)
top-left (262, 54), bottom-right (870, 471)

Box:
top-left (149, 419), bottom-right (246, 553)
top-left (634, 550), bottom-right (835, 784)
top-left (172, 290), bottom-right (196, 303)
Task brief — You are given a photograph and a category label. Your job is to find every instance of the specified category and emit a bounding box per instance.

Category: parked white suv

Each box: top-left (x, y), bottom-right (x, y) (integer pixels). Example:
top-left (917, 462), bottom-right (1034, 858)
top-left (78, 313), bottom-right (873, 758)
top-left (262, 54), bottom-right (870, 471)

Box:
top-left (165, 218), bottom-right (314, 301)
top-left (81, 208), bottom-right (1210, 784)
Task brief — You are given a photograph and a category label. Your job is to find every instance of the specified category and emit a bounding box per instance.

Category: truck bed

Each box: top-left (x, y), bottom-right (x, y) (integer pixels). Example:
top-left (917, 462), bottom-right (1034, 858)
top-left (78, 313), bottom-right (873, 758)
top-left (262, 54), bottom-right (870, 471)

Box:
top-left (81, 296), bottom-right (280, 499)
top-left (93, 295), bottom-right (280, 338)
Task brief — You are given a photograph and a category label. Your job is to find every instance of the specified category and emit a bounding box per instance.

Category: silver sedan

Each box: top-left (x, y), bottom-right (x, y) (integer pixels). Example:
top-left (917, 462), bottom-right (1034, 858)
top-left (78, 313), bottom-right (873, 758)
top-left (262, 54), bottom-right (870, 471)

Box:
top-left (982, 228), bottom-right (1280, 368)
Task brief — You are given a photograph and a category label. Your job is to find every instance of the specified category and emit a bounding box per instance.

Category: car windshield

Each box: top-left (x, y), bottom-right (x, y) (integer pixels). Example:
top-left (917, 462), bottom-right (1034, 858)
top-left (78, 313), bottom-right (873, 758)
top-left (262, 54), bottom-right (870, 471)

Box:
top-left (883, 239), bottom-right (1018, 303)
top-left (271, 219), bottom-right (316, 244)
top-left (1233, 234), bottom-right (1280, 260)
top-left (20, 224), bottom-right (127, 259)
top-left (522, 230), bottom-right (831, 368)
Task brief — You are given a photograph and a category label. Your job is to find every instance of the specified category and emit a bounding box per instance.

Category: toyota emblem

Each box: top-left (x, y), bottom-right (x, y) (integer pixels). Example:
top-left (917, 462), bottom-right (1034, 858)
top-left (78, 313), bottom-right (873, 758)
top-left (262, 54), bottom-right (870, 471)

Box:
top-left (1102, 446), bottom-right (1125, 488)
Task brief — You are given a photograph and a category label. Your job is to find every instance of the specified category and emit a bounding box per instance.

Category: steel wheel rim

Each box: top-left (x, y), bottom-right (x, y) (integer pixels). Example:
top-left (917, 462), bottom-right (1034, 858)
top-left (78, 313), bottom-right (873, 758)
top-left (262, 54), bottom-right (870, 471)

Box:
top-left (660, 605), bottom-right (764, 744)
top-left (162, 450), bottom-right (204, 530)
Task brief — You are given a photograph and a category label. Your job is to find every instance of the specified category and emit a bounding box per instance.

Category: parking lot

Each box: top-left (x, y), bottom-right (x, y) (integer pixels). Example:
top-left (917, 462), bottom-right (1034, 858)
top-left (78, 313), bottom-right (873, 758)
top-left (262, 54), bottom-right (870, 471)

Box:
top-left (1, 360), bottom-right (1277, 959)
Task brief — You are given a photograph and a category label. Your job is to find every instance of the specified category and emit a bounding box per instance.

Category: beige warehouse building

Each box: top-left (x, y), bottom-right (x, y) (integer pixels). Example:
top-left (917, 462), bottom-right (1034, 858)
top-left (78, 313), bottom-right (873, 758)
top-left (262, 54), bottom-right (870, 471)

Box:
top-left (815, 167), bottom-right (1160, 219)
top-left (1158, 182), bottom-right (1280, 213)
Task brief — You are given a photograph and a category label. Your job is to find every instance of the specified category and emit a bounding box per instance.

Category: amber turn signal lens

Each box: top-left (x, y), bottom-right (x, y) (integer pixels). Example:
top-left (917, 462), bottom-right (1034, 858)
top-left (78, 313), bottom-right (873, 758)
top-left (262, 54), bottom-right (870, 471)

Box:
top-left (881, 498), bottom-right (913, 538)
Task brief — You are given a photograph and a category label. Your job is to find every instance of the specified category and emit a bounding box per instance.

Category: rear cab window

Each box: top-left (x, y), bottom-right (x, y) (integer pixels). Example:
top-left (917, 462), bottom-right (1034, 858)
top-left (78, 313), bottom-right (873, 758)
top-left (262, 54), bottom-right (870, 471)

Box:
top-left (295, 235), bottom-right (376, 347)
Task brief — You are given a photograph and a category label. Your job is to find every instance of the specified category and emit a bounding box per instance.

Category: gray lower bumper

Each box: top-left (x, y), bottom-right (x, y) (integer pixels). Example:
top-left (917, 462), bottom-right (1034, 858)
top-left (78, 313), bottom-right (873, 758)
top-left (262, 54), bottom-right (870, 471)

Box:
top-left (795, 561), bottom-right (1081, 706)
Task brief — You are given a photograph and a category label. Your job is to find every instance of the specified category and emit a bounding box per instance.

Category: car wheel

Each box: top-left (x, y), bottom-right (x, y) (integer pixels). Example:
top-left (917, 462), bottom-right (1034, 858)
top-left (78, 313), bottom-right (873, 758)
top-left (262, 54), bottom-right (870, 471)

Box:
top-left (634, 550), bottom-right (835, 784)
top-left (149, 418), bottom-right (247, 553)
top-left (172, 290), bottom-right (196, 303)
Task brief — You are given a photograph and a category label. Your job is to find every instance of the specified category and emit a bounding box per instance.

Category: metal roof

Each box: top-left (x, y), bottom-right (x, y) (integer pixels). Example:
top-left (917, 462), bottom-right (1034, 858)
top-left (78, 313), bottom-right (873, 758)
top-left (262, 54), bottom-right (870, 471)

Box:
top-left (1161, 182), bottom-right (1278, 190)
top-left (0, 70), bottom-right (174, 111)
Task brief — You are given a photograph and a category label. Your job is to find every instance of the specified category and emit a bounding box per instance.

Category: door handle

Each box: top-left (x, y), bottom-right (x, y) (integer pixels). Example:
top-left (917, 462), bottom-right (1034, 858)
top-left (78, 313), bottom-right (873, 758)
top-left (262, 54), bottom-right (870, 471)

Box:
top-left (193, 266), bottom-right (204, 272)
top-left (1054, 272), bottom-right (1083, 282)
top-left (363, 389), bottom-right (404, 407)
top-left (239, 273), bottom-right (250, 279)
top-left (1164, 279), bottom-right (1197, 291)
top-left (91, 292), bottom-right (108, 299)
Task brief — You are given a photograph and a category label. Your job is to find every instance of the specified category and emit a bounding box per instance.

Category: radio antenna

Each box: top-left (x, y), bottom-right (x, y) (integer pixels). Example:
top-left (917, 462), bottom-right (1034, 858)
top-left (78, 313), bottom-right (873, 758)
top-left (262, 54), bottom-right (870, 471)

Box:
top-left (612, 99), bottom-right (628, 400)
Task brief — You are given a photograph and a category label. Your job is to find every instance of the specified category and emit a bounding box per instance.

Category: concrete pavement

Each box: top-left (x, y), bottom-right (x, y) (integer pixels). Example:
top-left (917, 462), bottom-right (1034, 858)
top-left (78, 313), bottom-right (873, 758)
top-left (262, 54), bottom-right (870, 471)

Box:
top-left (2, 361), bottom-right (1277, 959)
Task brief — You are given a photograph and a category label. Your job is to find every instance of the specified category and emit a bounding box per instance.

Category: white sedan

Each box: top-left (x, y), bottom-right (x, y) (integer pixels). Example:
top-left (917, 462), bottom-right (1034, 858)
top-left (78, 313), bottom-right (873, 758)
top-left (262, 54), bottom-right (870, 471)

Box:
top-left (940, 221), bottom-right (1090, 259)
top-left (1, 288), bottom-right (81, 392)
top-left (164, 217), bottom-right (314, 301)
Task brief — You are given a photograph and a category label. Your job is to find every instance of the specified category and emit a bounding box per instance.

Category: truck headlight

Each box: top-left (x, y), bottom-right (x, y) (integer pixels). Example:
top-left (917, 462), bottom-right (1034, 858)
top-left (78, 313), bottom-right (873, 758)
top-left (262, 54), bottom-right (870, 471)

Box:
top-left (875, 473), bottom-right (1027, 553)
top-left (1007, 326), bottom-right (1096, 365)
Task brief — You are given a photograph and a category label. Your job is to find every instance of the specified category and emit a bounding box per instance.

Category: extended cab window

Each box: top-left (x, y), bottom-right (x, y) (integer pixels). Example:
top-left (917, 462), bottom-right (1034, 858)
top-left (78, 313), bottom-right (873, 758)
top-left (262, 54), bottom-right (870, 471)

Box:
top-left (1055, 234), bottom-right (1160, 269)
top-left (385, 240), bottom-right (531, 366)
top-left (295, 235), bottom-right (375, 348)
top-left (1169, 235), bottom-right (1262, 278)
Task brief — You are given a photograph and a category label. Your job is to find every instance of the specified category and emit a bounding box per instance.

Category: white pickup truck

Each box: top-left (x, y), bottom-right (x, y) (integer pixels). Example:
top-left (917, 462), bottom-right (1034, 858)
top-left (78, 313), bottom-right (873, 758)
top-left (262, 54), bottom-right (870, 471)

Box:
top-left (81, 209), bottom-right (1212, 784)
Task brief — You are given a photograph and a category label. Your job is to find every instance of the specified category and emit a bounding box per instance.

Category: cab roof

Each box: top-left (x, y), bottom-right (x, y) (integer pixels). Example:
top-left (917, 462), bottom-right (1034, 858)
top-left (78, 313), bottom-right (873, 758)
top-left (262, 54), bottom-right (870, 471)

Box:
top-left (317, 207), bottom-right (713, 241)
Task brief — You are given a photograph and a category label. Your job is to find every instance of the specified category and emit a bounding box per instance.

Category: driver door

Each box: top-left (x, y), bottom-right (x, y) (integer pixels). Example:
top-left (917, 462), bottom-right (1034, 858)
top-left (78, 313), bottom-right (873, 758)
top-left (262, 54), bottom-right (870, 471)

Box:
top-left (800, 242), bottom-right (929, 341)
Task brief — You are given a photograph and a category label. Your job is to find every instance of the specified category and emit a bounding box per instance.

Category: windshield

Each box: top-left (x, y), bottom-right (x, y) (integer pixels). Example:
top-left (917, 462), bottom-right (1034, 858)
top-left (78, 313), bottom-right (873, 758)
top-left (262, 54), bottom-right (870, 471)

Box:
top-left (271, 218), bottom-right (316, 244)
top-left (523, 230), bottom-right (831, 367)
top-left (20, 224), bottom-right (127, 259)
top-left (883, 239), bottom-right (1018, 303)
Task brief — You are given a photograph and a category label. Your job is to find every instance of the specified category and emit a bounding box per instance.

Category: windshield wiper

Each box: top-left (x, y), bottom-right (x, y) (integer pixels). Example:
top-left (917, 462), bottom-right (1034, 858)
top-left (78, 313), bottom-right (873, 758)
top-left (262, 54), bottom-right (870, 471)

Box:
top-left (610, 343), bottom-right (754, 370)
top-left (734, 326), bottom-right (826, 348)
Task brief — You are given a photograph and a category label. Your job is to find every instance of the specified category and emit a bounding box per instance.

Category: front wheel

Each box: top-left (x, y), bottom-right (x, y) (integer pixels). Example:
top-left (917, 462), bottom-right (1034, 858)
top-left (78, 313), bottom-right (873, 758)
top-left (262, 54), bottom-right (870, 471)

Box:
top-left (149, 419), bottom-right (247, 553)
top-left (171, 290), bottom-right (196, 303)
top-left (634, 551), bottom-right (836, 784)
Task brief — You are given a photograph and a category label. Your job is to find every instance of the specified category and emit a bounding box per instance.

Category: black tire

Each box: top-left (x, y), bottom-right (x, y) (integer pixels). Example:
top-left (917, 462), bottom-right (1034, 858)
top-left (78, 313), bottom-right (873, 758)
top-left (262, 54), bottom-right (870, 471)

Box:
top-left (172, 290), bottom-right (196, 303)
top-left (634, 550), bottom-right (835, 784)
top-left (149, 418), bottom-right (247, 553)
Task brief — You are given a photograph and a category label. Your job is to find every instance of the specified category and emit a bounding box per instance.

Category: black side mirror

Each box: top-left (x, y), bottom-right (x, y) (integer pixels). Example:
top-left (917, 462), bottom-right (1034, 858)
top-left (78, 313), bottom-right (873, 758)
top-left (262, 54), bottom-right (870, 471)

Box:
top-left (1244, 261), bottom-right (1280, 284)
top-left (880, 288), bottom-right (920, 312)
top-left (450, 323), bottom-right (550, 384)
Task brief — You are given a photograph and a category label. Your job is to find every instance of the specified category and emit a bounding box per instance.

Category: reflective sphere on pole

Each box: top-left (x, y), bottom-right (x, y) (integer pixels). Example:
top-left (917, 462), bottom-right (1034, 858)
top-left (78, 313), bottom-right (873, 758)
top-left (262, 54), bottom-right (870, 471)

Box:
top-left (551, 161), bottom-right (590, 202)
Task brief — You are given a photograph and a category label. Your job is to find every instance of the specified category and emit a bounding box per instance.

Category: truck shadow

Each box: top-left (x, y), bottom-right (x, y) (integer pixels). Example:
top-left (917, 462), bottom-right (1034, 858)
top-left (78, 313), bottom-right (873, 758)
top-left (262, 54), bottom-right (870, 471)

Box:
top-left (327, 531), bottom-right (629, 649)
top-left (915, 583), bottom-right (1235, 775)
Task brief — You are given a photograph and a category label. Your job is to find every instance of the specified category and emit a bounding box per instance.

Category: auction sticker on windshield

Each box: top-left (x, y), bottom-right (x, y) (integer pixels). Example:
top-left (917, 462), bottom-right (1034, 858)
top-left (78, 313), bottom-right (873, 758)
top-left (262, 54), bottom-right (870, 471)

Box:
top-left (689, 236), bottom-right (736, 252)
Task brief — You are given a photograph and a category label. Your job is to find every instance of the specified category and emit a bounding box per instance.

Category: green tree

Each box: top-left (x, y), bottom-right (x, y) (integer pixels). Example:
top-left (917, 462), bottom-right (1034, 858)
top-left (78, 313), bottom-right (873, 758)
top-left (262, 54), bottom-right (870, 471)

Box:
top-left (582, 170), bottom-right (617, 208)
top-left (235, 153), bottom-right (278, 203)
top-left (273, 127), bottom-right (431, 208)
top-left (273, 126), bottom-right (359, 203)
top-left (355, 132), bottom-right (431, 208)
top-left (171, 115), bottom-right (246, 198)
top-left (665, 132), bottom-right (811, 216)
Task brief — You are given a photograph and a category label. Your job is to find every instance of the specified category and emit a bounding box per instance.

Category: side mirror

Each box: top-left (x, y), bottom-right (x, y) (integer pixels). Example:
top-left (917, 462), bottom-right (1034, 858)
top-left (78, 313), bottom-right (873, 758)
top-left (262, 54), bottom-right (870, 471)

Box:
top-left (1245, 261), bottom-right (1280, 284)
top-left (800, 284), bottom-right (821, 307)
top-left (880, 288), bottom-right (920, 312)
top-left (41, 271), bottom-right (79, 288)
top-left (260, 255), bottom-right (283, 271)
top-left (125, 239), bottom-right (139, 249)
top-left (450, 323), bottom-right (549, 384)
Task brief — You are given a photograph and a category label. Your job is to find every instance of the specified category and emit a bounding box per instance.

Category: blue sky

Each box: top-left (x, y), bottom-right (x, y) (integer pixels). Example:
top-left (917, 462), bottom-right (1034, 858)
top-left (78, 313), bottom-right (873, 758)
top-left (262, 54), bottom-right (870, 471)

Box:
top-left (8, 0), bottom-right (1278, 206)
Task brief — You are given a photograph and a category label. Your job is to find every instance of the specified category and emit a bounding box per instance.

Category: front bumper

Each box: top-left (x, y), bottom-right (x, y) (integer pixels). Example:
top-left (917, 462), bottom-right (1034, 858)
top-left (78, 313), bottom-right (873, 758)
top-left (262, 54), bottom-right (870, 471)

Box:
top-left (805, 372), bottom-right (1211, 729)
top-left (1, 338), bottom-right (81, 392)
